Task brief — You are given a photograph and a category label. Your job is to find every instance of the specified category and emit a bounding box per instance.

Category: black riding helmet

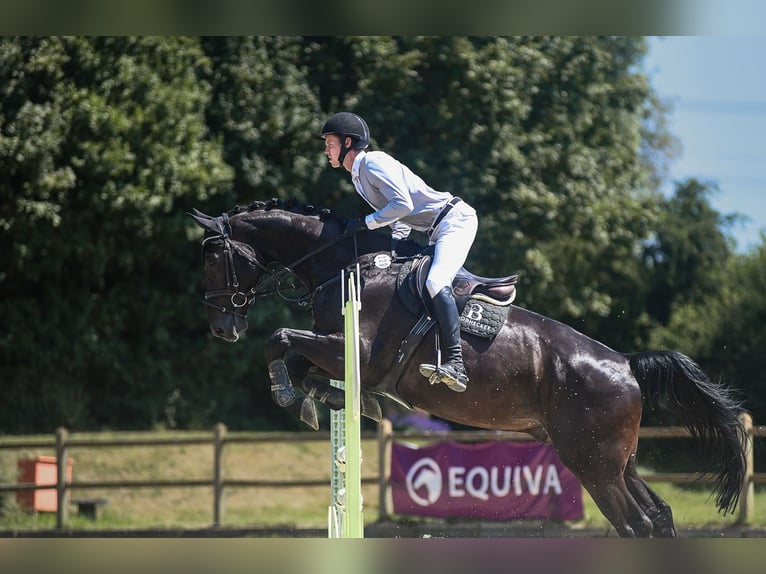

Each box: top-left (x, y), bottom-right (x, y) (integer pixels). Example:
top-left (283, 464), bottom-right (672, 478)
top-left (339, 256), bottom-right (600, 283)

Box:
top-left (319, 112), bottom-right (370, 166)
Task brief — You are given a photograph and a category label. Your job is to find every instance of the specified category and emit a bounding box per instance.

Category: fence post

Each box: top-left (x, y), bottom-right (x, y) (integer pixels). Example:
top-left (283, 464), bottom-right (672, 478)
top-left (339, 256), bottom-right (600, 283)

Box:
top-left (737, 412), bottom-right (754, 525)
top-left (377, 418), bottom-right (393, 521)
top-left (329, 379), bottom-right (345, 537)
top-left (213, 422), bottom-right (226, 527)
top-left (343, 270), bottom-right (363, 538)
top-left (55, 427), bottom-right (69, 529)
top-left (328, 269), bottom-right (364, 538)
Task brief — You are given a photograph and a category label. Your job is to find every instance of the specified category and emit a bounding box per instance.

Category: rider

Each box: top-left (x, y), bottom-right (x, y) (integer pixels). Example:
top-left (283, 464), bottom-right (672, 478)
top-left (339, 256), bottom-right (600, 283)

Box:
top-left (319, 111), bottom-right (478, 393)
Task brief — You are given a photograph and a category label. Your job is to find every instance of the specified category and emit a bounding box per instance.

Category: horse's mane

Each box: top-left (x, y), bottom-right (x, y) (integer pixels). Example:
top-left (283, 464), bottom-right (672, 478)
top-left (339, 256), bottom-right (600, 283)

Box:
top-left (227, 197), bottom-right (344, 223)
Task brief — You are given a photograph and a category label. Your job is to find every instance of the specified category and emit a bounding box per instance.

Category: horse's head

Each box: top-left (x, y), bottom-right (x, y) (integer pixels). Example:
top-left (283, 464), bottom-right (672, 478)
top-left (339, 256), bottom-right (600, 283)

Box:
top-left (190, 199), bottom-right (396, 341)
top-left (188, 209), bottom-right (267, 342)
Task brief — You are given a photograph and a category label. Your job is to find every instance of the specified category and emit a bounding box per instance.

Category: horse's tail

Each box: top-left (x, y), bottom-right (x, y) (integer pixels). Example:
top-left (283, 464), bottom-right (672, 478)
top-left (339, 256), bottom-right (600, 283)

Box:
top-left (626, 350), bottom-right (747, 515)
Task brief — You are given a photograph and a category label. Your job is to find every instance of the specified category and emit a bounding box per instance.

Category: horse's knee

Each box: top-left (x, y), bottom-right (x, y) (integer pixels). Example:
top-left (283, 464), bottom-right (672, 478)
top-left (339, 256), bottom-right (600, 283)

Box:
top-left (265, 328), bottom-right (292, 359)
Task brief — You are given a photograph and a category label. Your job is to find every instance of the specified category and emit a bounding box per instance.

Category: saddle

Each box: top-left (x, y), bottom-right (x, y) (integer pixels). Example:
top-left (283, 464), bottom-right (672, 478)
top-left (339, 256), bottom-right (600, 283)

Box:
top-left (397, 255), bottom-right (518, 337)
top-left (367, 255), bottom-right (519, 408)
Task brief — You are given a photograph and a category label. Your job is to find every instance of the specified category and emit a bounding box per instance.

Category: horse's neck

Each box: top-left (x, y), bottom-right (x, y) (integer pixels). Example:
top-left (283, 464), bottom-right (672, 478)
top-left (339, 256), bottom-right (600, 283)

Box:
top-left (235, 211), bottom-right (386, 286)
top-left (276, 234), bottom-right (387, 288)
top-left (245, 220), bottom-right (350, 286)
top-left (291, 241), bottom-right (350, 287)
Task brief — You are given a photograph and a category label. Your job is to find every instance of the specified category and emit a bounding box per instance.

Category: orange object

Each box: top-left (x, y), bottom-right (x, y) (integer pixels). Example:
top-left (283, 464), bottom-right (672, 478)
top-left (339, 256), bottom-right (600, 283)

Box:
top-left (17, 456), bottom-right (73, 512)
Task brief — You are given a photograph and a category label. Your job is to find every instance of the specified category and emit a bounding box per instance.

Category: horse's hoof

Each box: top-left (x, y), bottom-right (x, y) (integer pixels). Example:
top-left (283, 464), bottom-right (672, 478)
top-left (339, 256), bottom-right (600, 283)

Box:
top-left (361, 393), bottom-right (382, 422)
top-left (299, 398), bottom-right (319, 430)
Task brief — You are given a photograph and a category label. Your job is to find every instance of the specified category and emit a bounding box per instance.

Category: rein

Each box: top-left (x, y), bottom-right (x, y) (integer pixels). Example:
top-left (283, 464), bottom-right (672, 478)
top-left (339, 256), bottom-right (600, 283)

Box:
top-left (203, 213), bottom-right (356, 316)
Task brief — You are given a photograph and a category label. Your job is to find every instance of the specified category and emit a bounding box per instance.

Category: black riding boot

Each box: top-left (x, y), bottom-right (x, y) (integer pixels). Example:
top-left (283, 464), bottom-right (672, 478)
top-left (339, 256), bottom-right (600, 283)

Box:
top-left (419, 286), bottom-right (468, 392)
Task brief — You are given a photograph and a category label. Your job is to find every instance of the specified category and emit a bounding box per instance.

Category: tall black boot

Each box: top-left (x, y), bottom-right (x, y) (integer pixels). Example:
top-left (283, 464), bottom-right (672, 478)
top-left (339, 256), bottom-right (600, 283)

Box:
top-left (418, 286), bottom-right (468, 392)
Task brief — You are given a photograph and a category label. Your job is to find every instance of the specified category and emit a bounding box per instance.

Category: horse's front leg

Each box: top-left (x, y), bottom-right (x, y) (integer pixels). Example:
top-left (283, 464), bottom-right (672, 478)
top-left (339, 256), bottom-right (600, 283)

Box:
top-left (265, 356), bottom-right (319, 430)
top-left (266, 328), bottom-right (383, 427)
top-left (299, 369), bottom-right (383, 423)
top-left (265, 328), bottom-right (344, 430)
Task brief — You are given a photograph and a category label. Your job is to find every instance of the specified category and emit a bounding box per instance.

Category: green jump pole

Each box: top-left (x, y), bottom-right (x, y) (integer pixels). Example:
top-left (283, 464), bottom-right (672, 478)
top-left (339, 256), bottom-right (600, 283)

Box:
top-left (342, 270), bottom-right (364, 538)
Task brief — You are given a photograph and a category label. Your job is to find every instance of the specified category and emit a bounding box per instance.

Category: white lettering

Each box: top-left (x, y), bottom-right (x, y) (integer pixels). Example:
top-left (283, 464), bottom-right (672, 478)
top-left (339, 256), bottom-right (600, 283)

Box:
top-left (514, 466), bottom-right (522, 495)
top-left (491, 466), bottom-right (511, 497)
top-left (523, 465), bottom-right (543, 495)
top-left (448, 467), bottom-right (466, 497)
top-left (444, 464), bottom-right (564, 500)
top-left (466, 304), bottom-right (484, 321)
top-left (543, 465), bottom-right (563, 494)
top-left (466, 467), bottom-right (489, 500)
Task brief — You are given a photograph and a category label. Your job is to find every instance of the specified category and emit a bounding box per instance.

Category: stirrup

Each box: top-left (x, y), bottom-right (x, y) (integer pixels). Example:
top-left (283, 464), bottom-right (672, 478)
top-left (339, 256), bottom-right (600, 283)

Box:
top-left (418, 363), bottom-right (468, 393)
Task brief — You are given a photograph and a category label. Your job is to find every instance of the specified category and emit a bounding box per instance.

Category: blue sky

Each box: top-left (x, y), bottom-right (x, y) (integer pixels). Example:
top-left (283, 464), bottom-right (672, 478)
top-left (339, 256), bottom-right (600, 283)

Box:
top-left (644, 36), bottom-right (766, 252)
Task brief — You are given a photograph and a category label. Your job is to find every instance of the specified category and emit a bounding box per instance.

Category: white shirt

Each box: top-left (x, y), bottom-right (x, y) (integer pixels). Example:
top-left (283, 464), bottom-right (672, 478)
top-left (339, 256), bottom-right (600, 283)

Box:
top-left (351, 150), bottom-right (455, 240)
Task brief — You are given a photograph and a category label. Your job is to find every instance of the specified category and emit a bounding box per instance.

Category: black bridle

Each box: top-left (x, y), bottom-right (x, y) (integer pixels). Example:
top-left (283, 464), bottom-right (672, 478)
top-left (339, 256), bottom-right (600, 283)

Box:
top-left (202, 234), bottom-right (268, 319)
top-left (202, 213), bottom-right (356, 317)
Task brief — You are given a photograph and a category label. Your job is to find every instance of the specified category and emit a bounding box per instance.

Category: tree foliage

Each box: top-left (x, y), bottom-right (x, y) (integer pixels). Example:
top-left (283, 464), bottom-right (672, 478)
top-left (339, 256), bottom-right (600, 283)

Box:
top-left (1, 37), bottom-right (234, 431)
top-left (1, 36), bottom-right (762, 434)
top-left (299, 37), bottom-right (665, 348)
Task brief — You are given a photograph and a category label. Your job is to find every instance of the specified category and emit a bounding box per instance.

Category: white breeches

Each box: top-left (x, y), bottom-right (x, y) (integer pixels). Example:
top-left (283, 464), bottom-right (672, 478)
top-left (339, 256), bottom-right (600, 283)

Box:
top-left (425, 202), bottom-right (478, 298)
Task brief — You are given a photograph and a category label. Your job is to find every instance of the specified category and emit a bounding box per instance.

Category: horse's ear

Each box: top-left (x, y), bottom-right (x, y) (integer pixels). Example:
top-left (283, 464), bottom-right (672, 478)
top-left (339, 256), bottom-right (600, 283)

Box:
top-left (189, 208), bottom-right (214, 219)
top-left (187, 211), bottom-right (221, 235)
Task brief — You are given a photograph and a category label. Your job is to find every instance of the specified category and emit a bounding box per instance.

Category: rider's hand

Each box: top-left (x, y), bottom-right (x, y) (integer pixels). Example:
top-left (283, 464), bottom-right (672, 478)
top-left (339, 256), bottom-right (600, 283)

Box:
top-left (344, 218), bottom-right (368, 235)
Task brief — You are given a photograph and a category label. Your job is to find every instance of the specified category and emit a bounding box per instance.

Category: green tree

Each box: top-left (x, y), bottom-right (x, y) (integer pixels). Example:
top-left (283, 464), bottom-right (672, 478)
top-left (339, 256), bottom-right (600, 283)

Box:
top-left (645, 178), bottom-right (738, 326)
top-left (0, 36), bottom-right (686, 432)
top-left (301, 37), bottom-right (671, 350)
top-left (200, 36), bottom-right (324, 207)
top-left (0, 37), bottom-right (233, 431)
top-left (651, 238), bottom-right (766, 421)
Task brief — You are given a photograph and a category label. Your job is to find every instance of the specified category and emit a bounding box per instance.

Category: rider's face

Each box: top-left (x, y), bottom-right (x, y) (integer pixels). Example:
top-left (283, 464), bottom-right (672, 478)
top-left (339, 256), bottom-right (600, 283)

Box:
top-left (323, 134), bottom-right (342, 168)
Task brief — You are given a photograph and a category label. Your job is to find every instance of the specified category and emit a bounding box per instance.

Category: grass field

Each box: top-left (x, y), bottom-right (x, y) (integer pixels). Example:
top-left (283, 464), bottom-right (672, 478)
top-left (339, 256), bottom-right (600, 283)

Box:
top-left (0, 429), bottom-right (762, 533)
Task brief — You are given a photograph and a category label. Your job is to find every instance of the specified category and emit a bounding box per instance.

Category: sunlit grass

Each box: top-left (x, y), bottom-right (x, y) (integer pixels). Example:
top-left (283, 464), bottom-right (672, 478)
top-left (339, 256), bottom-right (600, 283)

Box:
top-left (1, 431), bottom-right (762, 533)
top-left (576, 481), bottom-right (759, 533)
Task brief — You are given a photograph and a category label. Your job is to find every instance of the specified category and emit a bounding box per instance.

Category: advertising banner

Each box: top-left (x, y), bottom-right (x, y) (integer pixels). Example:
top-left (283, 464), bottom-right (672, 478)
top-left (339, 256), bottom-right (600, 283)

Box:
top-left (391, 440), bottom-right (583, 520)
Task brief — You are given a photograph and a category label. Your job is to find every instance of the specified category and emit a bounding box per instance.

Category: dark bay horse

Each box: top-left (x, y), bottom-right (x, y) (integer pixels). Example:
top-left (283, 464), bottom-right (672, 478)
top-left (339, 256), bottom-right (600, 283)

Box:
top-left (189, 198), bottom-right (747, 538)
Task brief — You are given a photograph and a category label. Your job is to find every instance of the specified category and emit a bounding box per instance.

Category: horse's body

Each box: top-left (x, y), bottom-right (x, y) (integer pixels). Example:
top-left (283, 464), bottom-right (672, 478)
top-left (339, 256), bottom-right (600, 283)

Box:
top-left (190, 199), bottom-right (747, 538)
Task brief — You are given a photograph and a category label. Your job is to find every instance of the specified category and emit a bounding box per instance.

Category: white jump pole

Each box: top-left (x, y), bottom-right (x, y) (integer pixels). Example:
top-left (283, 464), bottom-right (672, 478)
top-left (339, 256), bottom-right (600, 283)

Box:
top-left (328, 268), bottom-right (364, 538)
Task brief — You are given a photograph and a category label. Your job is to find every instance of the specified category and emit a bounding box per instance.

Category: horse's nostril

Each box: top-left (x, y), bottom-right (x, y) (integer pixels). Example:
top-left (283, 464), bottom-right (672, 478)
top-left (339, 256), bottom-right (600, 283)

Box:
top-left (212, 326), bottom-right (225, 336)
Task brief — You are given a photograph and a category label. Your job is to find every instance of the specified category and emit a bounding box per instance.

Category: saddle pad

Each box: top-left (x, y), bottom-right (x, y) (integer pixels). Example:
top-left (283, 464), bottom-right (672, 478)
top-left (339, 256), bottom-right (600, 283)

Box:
top-left (398, 258), bottom-right (512, 338)
top-left (459, 295), bottom-right (511, 338)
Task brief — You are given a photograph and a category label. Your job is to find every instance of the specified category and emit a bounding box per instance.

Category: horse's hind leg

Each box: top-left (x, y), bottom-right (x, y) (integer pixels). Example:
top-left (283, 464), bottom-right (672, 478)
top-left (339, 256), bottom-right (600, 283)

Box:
top-left (557, 431), bottom-right (654, 536)
top-left (553, 389), bottom-right (653, 537)
top-left (577, 469), bottom-right (654, 537)
top-left (624, 456), bottom-right (676, 537)
top-left (277, 353), bottom-right (382, 425)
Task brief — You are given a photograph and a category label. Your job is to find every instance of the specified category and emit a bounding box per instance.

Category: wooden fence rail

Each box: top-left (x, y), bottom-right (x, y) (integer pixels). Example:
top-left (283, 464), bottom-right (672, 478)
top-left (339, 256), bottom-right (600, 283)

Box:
top-left (0, 414), bottom-right (763, 529)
